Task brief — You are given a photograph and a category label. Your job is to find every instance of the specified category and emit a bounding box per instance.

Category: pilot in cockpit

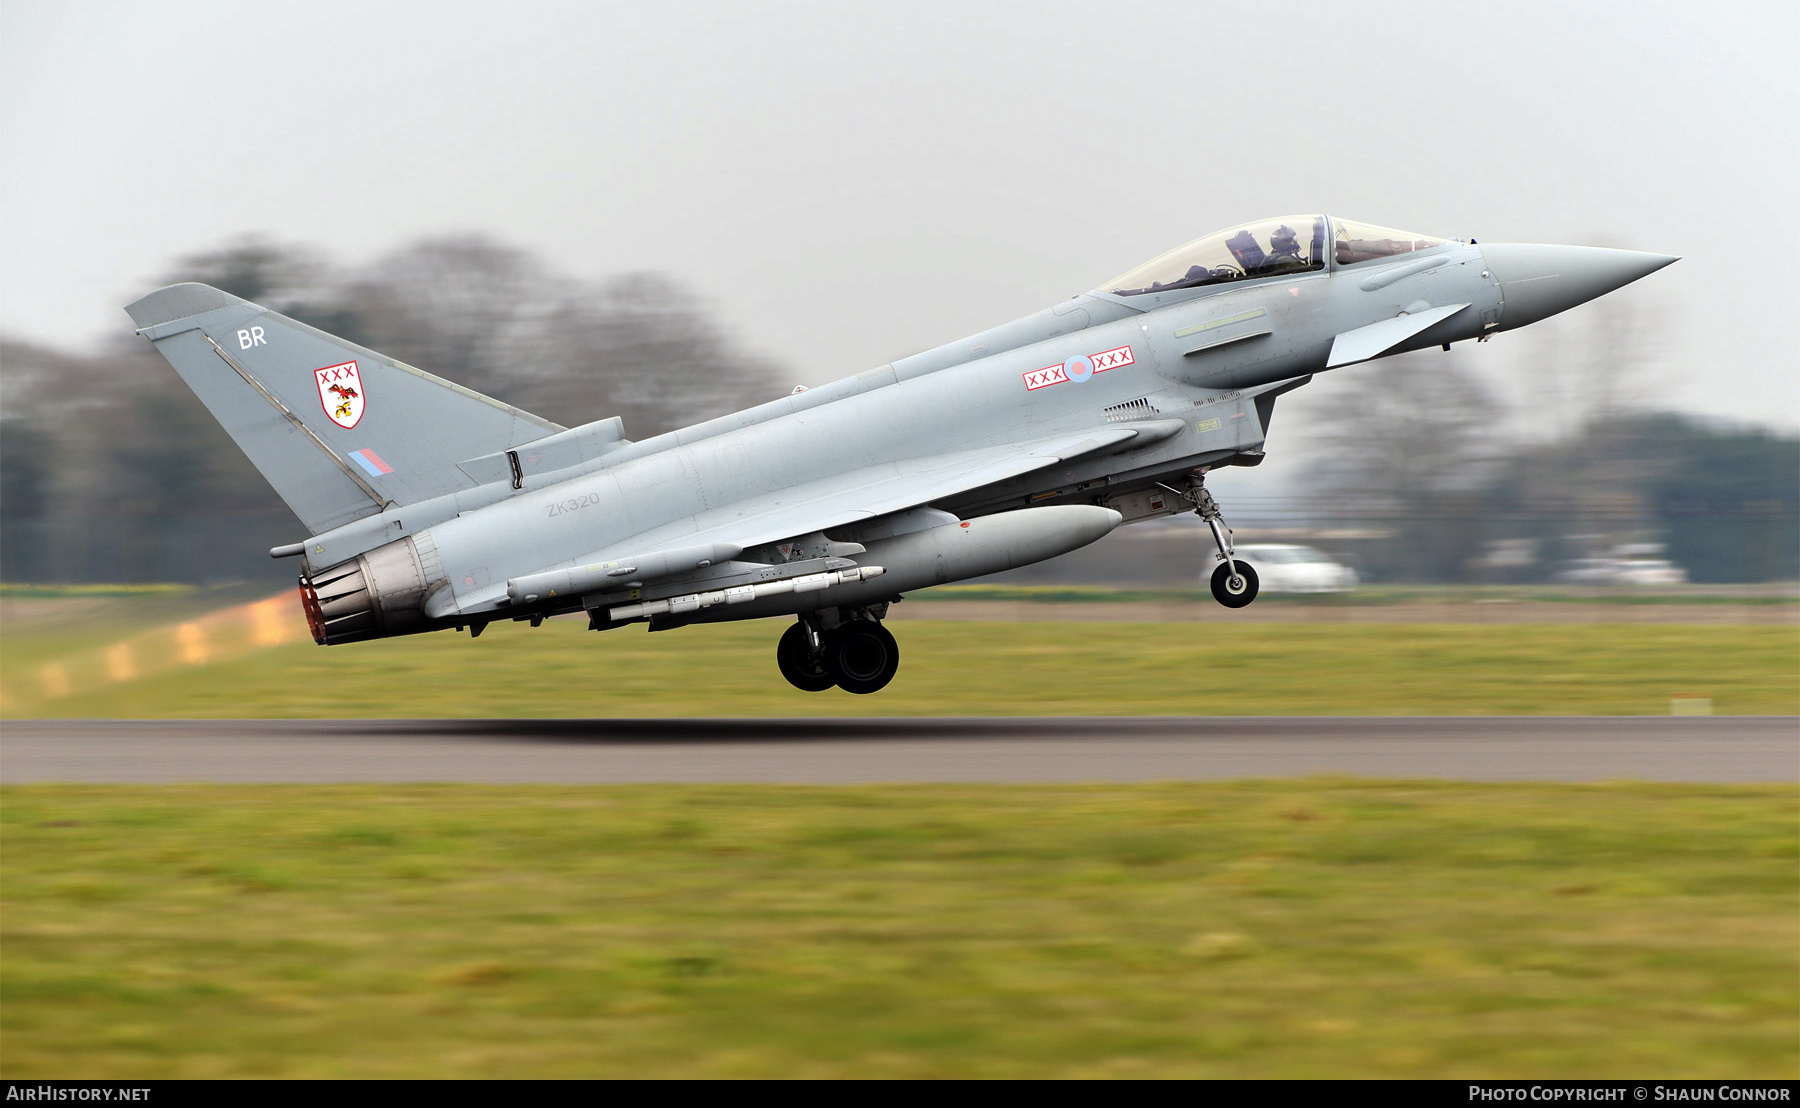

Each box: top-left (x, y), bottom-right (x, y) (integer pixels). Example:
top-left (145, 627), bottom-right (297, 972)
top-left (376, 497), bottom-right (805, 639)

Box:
top-left (1266, 224), bottom-right (1304, 266)
top-left (1107, 214), bottom-right (1329, 297)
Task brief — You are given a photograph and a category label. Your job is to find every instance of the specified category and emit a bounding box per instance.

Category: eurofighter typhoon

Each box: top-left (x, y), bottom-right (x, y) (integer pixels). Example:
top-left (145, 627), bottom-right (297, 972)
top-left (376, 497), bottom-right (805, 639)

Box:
top-left (128, 217), bottom-right (1675, 693)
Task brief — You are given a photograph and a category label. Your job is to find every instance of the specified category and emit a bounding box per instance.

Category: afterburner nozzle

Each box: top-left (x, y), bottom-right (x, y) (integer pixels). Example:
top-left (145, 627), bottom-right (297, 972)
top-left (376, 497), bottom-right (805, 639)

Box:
top-left (1479, 244), bottom-right (1678, 331)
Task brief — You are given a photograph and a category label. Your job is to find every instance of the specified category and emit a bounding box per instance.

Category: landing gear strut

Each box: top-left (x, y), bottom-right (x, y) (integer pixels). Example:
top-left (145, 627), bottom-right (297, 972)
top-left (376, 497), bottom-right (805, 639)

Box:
top-left (1175, 470), bottom-right (1259, 609)
top-left (776, 611), bottom-right (900, 694)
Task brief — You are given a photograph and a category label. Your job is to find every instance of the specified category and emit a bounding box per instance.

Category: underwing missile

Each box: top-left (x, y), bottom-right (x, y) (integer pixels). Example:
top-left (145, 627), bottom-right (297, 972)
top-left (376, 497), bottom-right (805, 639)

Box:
top-left (659, 505), bottom-right (1126, 628)
top-left (608, 565), bottom-right (887, 621)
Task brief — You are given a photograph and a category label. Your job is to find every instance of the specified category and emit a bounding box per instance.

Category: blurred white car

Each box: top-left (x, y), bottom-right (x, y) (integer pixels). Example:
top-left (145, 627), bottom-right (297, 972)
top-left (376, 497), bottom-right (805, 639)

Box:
top-left (1229, 544), bottom-right (1359, 593)
top-left (1553, 558), bottom-right (1688, 586)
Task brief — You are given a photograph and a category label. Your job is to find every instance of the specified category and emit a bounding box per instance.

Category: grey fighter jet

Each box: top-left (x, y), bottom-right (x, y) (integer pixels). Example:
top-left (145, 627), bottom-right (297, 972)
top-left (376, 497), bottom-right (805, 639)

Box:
top-left (127, 215), bottom-right (1675, 693)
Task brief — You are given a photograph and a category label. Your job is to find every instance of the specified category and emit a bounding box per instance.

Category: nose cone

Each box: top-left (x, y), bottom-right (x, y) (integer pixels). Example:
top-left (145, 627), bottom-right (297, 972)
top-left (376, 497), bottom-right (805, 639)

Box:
top-left (1480, 244), bottom-right (1678, 331)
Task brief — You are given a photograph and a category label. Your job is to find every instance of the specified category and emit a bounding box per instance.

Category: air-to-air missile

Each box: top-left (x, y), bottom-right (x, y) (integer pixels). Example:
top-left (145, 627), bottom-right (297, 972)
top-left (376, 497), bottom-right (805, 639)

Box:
top-left (128, 215), bottom-right (1675, 693)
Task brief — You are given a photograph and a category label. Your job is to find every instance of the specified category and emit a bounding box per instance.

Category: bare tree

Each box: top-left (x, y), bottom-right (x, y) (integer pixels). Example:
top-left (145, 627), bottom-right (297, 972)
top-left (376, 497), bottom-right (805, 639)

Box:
top-left (1499, 291), bottom-right (1679, 561)
top-left (340, 238), bottom-right (785, 436)
top-left (533, 271), bottom-right (787, 437)
top-left (343, 236), bottom-right (562, 402)
top-left (1304, 350), bottom-right (1507, 581)
top-left (1510, 267), bottom-right (1673, 443)
top-left (1, 233), bottom-right (792, 582)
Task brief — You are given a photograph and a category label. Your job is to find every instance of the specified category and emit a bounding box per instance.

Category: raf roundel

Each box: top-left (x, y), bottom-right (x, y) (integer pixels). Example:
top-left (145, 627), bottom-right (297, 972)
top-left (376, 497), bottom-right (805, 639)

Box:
top-left (314, 361), bottom-right (365, 429)
top-left (1021, 344), bottom-right (1135, 392)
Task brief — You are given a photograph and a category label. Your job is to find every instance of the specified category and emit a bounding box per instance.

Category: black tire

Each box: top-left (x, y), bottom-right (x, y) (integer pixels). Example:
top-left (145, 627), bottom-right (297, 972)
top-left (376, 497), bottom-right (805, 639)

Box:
top-left (1210, 560), bottom-right (1260, 608)
top-left (776, 622), bottom-right (836, 692)
top-left (823, 621), bottom-right (900, 695)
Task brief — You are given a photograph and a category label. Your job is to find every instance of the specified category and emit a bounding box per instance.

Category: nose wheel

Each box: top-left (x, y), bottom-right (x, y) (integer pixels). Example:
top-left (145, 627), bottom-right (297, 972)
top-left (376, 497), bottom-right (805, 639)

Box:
top-left (777, 617), bottom-right (900, 694)
top-left (1210, 560), bottom-right (1259, 607)
top-left (1173, 470), bottom-right (1260, 609)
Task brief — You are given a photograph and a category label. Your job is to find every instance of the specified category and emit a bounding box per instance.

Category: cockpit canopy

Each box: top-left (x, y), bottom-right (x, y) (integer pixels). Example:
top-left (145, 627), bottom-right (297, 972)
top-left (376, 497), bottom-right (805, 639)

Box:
top-left (1331, 218), bottom-right (1449, 266)
top-left (1104, 215), bottom-right (1449, 297)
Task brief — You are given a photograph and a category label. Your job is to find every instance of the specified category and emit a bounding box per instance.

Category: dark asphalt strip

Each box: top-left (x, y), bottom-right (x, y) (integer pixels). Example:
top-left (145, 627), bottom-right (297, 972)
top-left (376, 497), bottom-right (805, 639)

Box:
top-left (2, 717), bottom-right (1794, 783)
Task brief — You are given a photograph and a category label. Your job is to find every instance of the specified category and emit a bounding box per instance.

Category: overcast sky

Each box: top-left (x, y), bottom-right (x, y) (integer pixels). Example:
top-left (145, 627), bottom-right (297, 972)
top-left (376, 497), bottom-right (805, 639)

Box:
top-left (5, 0), bottom-right (1796, 444)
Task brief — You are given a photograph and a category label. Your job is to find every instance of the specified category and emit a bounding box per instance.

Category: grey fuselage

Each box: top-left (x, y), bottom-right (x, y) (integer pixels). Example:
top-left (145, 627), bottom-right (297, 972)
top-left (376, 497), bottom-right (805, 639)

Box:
top-left (296, 229), bottom-right (1660, 636)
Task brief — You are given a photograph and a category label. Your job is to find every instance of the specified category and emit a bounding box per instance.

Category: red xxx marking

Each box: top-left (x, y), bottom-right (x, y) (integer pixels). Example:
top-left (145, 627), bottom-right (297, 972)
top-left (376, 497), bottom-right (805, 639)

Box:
top-left (1022, 345), bottom-right (1134, 391)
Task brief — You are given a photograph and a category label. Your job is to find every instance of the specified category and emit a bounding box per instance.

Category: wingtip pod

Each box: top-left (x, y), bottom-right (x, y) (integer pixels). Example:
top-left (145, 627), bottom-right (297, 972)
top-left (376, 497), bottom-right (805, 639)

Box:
top-left (124, 282), bottom-right (250, 330)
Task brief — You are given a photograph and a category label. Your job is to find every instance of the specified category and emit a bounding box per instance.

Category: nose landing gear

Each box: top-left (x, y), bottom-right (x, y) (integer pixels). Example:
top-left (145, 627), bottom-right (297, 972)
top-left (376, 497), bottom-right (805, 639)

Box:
top-left (1172, 470), bottom-right (1260, 609)
top-left (776, 609), bottom-right (900, 694)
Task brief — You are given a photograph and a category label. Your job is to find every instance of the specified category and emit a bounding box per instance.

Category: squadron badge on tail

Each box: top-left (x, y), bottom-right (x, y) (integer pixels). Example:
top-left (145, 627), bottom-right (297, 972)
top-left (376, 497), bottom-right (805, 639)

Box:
top-left (314, 361), bottom-right (365, 429)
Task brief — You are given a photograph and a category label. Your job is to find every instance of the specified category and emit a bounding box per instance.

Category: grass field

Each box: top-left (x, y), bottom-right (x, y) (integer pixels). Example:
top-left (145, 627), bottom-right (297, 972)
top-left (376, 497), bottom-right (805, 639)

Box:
top-left (3, 607), bottom-right (1795, 717)
top-left (2, 782), bottom-right (1793, 1078)
top-left (909, 583), bottom-right (1800, 607)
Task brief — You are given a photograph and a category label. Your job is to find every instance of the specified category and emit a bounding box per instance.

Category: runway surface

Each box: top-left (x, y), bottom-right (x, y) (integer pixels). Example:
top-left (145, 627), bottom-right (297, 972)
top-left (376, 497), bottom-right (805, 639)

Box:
top-left (2, 717), bottom-right (1794, 784)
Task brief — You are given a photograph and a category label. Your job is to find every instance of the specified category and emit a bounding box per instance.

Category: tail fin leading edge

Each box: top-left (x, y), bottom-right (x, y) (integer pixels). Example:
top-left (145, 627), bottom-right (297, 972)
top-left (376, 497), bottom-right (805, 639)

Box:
top-left (126, 283), bottom-right (562, 534)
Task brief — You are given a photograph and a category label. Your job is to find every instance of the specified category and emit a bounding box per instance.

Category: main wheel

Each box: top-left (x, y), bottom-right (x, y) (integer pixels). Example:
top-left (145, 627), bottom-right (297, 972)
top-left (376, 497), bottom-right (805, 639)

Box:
top-left (1210, 560), bottom-right (1260, 608)
top-left (823, 621), bottom-right (900, 694)
top-left (776, 622), bottom-right (836, 692)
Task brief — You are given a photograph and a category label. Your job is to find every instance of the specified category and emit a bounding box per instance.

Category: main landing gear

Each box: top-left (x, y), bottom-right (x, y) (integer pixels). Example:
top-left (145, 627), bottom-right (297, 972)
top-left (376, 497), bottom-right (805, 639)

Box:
top-left (1177, 470), bottom-right (1260, 609)
top-left (777, 609), bottom-right (900, 694)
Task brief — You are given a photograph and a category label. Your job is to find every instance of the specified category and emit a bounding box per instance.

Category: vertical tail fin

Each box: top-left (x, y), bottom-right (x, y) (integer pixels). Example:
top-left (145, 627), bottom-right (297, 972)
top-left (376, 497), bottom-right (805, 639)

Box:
top-left (126, 283), bottom-right (562, 534)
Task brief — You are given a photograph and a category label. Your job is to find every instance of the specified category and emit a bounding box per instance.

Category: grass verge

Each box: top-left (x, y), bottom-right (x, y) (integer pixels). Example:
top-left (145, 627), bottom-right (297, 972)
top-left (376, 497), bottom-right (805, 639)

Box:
top-left (4, 619), bottom-right (1795, 717)
top-left (3, 782), bottom-right (1794, 1077)
top-left (914, 584), bottom-right (1800, 606)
